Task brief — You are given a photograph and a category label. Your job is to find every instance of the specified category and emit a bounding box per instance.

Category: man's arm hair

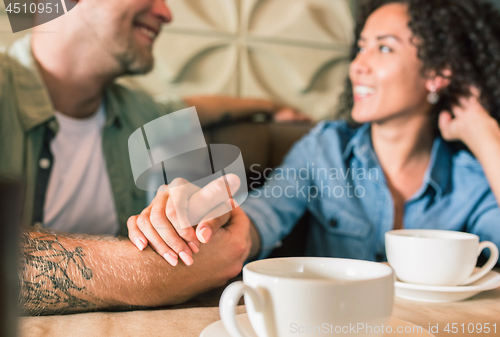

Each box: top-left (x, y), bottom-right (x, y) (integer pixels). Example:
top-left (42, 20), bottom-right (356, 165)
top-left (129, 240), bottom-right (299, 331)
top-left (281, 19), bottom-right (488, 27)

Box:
top-left (19, 225), bottom-right (247, 315)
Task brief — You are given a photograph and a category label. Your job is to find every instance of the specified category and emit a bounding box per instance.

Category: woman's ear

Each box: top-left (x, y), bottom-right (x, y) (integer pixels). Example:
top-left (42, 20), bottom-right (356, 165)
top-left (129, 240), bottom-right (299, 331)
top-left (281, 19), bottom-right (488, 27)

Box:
top-left (426, 69), bottom-right (452, 92)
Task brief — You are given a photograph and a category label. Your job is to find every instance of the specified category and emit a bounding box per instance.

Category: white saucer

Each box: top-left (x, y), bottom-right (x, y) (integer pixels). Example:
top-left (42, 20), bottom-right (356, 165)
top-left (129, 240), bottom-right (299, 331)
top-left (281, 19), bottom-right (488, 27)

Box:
top-left (200, 313), bottom-right (434, 337)
top-left (395, 270), bottom-right (500, 302)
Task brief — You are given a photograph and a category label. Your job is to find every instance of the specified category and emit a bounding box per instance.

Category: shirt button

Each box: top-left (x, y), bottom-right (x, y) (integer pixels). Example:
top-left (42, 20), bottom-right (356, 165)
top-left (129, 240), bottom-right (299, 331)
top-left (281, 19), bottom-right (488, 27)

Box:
top-left (39, 158), bottom-right (51, 169)
top-left (329, 219), bottom-right (338, 228)
top-left (375, 253), bottom-right (385, 262)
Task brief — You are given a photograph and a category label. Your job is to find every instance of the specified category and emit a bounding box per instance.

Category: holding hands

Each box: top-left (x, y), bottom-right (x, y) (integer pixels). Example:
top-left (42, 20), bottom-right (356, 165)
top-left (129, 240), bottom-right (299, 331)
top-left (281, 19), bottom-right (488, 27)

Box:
top-left (127, 174), bottom-right (242, 266)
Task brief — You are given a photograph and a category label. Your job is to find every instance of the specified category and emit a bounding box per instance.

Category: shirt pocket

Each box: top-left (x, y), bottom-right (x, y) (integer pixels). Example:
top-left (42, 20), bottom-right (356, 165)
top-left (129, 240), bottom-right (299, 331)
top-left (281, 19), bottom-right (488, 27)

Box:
top-left (311, 207), bottom-right (372, 239)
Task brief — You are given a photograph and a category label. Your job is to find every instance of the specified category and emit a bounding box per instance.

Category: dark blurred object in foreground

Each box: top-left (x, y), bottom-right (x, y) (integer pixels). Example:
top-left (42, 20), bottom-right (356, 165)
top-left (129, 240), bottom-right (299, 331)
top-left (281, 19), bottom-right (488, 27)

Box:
top-left (0, 179), bottom-right (23, 337)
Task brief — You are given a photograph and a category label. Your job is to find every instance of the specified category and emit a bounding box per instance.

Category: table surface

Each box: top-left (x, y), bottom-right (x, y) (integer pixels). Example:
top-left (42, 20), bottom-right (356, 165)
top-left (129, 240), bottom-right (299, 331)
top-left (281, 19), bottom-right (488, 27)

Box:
top-left (19, 274), bottom-right (500, 337)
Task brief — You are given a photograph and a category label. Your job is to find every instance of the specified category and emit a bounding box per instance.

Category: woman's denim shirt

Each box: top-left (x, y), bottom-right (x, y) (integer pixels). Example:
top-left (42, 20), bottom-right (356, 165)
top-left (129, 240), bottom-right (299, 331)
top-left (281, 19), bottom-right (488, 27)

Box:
top-left (241, 121), bottom-right (500, 262)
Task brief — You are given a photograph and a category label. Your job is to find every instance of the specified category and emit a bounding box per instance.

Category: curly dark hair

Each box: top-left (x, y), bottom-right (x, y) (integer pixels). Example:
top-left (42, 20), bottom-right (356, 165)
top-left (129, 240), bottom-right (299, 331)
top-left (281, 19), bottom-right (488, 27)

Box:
top-left (337, 0), bottom-right (500, 130)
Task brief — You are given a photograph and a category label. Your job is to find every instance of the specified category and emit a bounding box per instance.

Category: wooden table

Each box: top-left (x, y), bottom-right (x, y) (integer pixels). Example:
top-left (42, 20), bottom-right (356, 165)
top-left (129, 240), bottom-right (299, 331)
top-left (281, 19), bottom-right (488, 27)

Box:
top-left (19, 275), bottom-right (500, 337)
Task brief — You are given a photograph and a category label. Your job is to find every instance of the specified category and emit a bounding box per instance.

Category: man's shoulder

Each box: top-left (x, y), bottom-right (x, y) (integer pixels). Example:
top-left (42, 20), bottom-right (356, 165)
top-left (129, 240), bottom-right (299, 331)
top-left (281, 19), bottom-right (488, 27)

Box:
top-left (105, 82), bottom-right (187, 127)
top-left (0, 49), bottom-right (14, 78)
top-left (106, 82), bottom-right (159, 110)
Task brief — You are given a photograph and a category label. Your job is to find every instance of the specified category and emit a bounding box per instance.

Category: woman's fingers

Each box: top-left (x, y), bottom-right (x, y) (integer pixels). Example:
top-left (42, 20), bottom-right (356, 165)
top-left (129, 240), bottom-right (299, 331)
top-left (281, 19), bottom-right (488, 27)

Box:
top-left (149, 185), bottom-right (199, 264)
top-left (136, 210), bottom-right (181, 266)
top-left (127, 215), bottom-right (148, 251)
top-left (438, 110), bottom-right (457, 140)
top-left (153, 185), bottom-right (200, 247)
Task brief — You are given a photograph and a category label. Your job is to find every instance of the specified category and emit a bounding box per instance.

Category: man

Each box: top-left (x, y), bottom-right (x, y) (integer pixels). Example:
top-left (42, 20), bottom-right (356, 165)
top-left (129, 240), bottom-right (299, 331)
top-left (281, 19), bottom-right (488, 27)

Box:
top-left (0, 0), bottom-right (299, 314)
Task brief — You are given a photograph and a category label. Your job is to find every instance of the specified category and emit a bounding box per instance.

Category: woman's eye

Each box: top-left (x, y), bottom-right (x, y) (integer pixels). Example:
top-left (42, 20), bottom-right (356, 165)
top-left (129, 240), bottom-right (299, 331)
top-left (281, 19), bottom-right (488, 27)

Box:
top-left (379, 45), bottom-right (392, 53)
top-left (357, 46), bottom-right (366, 54)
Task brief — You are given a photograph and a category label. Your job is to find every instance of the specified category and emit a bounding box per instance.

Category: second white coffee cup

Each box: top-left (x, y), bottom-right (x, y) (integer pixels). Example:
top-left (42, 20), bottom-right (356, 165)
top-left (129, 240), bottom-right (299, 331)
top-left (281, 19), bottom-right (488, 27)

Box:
top-left (220, 257), bottom-right (394, 337)
top-left (385, 229), bottom-right (499, 286)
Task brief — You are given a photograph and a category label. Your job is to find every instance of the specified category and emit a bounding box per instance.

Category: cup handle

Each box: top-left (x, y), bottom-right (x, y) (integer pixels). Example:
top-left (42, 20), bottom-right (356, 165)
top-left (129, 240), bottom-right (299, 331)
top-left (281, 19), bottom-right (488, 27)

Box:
top-left (219, 281), bottom-right (265, 337)
top-left (460, 241), bottom-right (499, 286)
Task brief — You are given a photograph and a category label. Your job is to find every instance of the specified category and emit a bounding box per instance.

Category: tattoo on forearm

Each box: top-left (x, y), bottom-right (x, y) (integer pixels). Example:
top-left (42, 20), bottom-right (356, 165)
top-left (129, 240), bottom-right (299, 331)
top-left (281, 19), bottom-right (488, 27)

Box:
top-left (19, 232), bottom-right (100, 314)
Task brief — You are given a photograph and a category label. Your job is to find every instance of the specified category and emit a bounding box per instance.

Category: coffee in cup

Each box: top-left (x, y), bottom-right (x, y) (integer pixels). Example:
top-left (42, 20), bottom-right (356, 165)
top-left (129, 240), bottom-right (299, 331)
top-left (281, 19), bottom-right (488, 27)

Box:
top-left (385, 229), bottom-right (499, 286)
top-left (220, 257), bottom-right (394, 337)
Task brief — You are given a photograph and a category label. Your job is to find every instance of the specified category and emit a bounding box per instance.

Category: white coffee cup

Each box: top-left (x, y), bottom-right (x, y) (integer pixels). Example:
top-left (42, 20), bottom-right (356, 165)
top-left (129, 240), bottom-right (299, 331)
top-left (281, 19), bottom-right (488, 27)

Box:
top-left (219, 257), bottom-right (394, 337)
top-left (385, 229), bottom-right (499, 286)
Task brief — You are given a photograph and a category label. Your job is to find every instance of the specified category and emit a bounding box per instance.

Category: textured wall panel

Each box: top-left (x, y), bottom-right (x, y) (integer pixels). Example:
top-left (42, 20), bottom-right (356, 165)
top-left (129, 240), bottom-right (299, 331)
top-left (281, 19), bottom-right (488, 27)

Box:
top-left (123, 0), bottom-right (355, 120)
top-left (0, 0), bottom-right (355, 120)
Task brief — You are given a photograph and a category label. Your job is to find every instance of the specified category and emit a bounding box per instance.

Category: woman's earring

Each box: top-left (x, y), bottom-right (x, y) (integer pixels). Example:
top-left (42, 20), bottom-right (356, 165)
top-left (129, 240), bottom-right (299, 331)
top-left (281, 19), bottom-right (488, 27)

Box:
top-left (427, 85), bottom-right (439, 105)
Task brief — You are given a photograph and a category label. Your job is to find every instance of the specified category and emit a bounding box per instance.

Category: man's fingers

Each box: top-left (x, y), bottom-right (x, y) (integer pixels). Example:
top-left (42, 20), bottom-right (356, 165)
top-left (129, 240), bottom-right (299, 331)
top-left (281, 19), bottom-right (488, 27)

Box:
top-left (187, 174), bottom-right (241, 225)
top-left (127, 215), bottom-right (148, 251)
top-left (167, 178), bottom-right (200, 229)
top-left (196, 209), bottom-right (231, 243)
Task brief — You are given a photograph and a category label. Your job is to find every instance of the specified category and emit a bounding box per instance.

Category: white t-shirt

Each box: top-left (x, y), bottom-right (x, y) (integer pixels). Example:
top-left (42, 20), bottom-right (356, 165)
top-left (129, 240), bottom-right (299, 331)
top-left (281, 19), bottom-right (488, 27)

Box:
top-left (43, 104), bottom-right (120, 235)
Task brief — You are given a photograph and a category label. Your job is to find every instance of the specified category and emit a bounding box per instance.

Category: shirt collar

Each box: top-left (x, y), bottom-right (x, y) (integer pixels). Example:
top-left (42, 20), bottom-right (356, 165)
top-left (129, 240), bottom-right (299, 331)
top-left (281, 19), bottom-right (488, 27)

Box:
top-left (103, 85), bottom-right (123, 128)
top-left (420, 136), bottom-right (452, 200)
top-left (342, 123), bottom-right (379, 168)
top-left (7, 34), bottom-right (55, 131)
top-left (342, 123), bottom-right (452, 199)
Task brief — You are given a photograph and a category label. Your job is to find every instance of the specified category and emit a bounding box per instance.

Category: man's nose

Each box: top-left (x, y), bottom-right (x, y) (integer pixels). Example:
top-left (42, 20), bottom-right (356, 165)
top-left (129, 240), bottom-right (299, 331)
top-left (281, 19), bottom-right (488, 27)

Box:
top-left (153, 0), bottom-right (173, 24)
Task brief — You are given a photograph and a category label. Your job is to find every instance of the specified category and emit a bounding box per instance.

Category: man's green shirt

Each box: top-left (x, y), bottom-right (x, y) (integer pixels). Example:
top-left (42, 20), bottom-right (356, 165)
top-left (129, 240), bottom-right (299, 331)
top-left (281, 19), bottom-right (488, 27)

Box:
top-left (0, 36), bottom-right (187, 235)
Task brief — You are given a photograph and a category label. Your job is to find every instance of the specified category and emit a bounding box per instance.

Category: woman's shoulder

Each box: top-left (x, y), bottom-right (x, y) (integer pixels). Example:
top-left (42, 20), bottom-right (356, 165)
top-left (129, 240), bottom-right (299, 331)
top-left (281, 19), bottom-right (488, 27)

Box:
top-left (447, 144), bottom-right (486, 179)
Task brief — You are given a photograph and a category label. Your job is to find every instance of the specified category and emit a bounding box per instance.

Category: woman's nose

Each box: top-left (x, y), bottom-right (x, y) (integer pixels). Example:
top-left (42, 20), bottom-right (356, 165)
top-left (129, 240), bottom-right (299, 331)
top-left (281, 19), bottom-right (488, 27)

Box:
top-left (350, 50), bottom-right (372, 76)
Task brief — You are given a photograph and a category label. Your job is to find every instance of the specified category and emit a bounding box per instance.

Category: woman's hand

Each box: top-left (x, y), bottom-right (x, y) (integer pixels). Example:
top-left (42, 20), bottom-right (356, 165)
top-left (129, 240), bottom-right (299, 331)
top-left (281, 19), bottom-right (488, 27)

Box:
top-left (127, 174), bottom-right (241, 267)
top-left (439, 86), bottom-right (500, 207)
top-left (438, 87), bottom-right (500, 155)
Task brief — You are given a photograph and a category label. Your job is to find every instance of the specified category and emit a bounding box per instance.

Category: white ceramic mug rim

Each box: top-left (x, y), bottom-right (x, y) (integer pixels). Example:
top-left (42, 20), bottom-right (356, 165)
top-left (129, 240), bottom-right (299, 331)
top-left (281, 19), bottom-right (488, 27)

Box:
top-left (243, 257), bottom-right (393, 285)
top-left (386, 229), bottom-right (478, 242)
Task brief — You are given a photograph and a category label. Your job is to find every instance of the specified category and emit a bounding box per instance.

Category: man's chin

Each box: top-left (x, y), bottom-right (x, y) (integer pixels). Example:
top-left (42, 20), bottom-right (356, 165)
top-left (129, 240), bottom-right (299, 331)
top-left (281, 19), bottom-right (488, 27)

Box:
top-left (123, 56), bottom-right (154, 76)
top-left (126, 63), bottom-right (154, 76)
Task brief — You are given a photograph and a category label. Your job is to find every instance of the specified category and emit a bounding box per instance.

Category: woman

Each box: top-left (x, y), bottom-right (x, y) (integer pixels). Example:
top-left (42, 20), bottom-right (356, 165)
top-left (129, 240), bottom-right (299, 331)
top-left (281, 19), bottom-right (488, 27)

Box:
top-left (127, 0), bottom-right (500, 266)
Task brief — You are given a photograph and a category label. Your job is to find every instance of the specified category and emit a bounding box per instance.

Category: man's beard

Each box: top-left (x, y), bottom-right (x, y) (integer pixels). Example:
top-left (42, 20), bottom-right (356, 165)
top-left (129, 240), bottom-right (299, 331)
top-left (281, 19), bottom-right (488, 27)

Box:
top-left (113, 34), bottom-right (154, 75)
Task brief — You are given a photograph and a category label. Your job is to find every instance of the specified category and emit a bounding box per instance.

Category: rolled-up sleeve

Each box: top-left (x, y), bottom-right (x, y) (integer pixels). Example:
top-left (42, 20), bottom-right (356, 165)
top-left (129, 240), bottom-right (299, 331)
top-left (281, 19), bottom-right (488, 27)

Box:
top-left (241, 124), bottom-right (324, 259)
top-left (466, 190), bottom-right (500, 266)
top-left (155, 94), bottom-right (188, 115)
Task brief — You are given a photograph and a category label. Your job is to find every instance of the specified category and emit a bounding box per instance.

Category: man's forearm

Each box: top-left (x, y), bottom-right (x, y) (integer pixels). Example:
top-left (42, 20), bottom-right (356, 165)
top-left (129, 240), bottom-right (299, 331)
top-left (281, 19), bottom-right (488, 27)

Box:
top-left (183, 96), bottom-right (278, 126)
top-left (19, 231), bottom-right (233, 315)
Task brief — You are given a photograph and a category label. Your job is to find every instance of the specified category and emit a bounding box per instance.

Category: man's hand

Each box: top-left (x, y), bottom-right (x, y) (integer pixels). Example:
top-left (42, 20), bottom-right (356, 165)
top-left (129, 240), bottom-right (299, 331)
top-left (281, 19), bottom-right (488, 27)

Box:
top-left (127, 174), bottom-right (241, 266)
top-left (273, 106), bottom-right (312, 123)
